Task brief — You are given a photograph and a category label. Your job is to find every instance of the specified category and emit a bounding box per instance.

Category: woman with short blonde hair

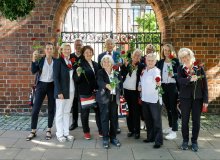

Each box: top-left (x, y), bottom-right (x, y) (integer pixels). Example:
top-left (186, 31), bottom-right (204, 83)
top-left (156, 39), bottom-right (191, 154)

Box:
top-left (177, 48), bottom-right (208, 152)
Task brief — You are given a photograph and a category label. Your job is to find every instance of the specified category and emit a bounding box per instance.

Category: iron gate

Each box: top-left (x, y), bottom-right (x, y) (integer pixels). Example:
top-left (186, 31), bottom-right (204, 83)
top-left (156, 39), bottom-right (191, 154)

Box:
top-left (61, 0), bottom-right (161, 61)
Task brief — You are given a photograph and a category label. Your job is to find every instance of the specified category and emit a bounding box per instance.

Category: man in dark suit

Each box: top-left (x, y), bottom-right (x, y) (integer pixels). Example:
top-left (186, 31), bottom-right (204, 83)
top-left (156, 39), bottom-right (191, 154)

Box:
top-left (98, 38), bottom-right (122, 134)
top-left (69, 39), bottom-right (83, 131)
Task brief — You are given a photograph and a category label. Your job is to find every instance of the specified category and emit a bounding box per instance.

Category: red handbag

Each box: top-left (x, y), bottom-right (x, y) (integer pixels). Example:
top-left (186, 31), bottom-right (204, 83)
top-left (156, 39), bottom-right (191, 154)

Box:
top-left (118, 96), bottom-right (129, 117)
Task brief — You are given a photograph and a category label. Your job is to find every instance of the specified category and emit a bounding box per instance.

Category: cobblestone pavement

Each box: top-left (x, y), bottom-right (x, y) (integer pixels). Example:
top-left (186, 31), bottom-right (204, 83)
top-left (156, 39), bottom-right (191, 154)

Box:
top-left (0, 114), bottom-right (220, 160)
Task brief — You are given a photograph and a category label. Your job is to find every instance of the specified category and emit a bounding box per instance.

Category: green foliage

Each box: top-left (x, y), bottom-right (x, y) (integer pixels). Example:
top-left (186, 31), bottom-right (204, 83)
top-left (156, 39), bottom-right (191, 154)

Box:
top-left (0, 0), bottom-right (35, 21)
top-left (135, 12), bottom-right (160, 52)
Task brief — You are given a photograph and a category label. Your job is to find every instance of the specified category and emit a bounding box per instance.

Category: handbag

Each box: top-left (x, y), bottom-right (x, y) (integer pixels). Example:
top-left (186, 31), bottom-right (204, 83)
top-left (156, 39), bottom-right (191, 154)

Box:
top-left (118, 96), bottom-right (129, 118)
top-left (28, 85), bottom-right (36, 107)
top-left (80, 94), bottom-right (96, 109)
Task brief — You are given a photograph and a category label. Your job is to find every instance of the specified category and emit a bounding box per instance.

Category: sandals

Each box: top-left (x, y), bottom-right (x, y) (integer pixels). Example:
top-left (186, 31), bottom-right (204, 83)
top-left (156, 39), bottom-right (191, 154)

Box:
top-left (45, 131), bottom-right (52, 140)
top-left (26, 131), bottom-right (36, 141)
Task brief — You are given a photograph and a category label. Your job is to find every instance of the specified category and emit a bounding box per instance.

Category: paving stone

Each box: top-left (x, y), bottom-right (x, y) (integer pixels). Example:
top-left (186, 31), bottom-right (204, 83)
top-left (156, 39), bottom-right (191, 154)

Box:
top-left (1, 130), bottom-right (29, 138)
top-left (196, 149), bottom-right (220, 160)
top-left (168, 149), bottom-right (200, 160)
top-left (82, 149), bottom-right (107, 160)
top-left (132, 147), bottom-right (173, 160)
top-left (0, 137), bottom-right (18, 148)
top-left (207, 139), bottom-right (220, 148)
top-left (208, 130), bottom-right (220, 138)
top-left (0, 130), bottom-right (5, 136)
top-left (14, 147), bottom-right (45, 160)
top-left (108, 148), bottom-right (134, 160)
top-left (72, 139), bottom-right (96, 148)
top-left (0, 148), bottom-right (21, 160)
top-left (37, 138), bottom-right (73, 149)
top-left (12, 138), bottom-right (38, 149)
top-left (42, 148), bottom-right (82, 160)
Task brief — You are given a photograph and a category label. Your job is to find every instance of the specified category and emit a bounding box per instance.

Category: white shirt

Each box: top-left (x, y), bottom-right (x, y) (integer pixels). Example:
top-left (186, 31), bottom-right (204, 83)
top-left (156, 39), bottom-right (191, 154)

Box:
top-left (39, 58), bottom-right (53, 82)
top-left (88, 61), bottom-right (94, 72)
top-left (140, 67), bottom-right (162, 104)
top-left (63, 57), bottom-right (75, 93)
top-left (162, 62), bottom-right (176, 84)
top-left (123, 69), bottom-right (137, 90)
top-left (106, 70), bottom-right (116, 95)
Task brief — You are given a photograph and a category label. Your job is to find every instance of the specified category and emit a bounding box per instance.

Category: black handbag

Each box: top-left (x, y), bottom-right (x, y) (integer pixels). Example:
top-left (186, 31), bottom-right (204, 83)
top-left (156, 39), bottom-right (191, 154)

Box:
top-left (79, 93), bottom-right (97, 109)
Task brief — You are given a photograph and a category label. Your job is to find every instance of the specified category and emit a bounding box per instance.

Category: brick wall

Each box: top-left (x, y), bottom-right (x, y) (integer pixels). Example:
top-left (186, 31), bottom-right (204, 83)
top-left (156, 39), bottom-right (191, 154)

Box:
top-left (0, 0), bottom-right (219, 114)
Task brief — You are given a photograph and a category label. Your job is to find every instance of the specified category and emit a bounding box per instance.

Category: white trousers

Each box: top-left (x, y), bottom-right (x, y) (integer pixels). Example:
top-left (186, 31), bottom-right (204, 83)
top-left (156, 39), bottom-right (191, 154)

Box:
top-left (55, 92), bottom-right (74, 138)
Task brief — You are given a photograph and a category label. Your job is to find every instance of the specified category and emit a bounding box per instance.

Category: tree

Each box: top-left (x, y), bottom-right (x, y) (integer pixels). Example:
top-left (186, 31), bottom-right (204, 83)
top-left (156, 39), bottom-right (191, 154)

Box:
top-left (135, 12), bottom-right (160, 52)
top-left (0, 0), bottom-right (35, 21)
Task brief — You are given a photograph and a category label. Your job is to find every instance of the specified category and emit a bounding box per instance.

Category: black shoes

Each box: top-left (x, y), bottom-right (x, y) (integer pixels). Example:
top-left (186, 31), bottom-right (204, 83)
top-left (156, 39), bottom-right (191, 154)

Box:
top-left (117, 128), bottom-right (121, 134)
top-left (153, 144), bottom-right (161, 149)
top-left (127, 132), bottom-right (134, 137)
top-left (191, 143), bottom-right (199, 152)
top-left (69, 124), bottom-right (78, 131)
top-left (180, 141), bottom-right (189, 150)
top-left (134, 134), bottom-right (140, 139)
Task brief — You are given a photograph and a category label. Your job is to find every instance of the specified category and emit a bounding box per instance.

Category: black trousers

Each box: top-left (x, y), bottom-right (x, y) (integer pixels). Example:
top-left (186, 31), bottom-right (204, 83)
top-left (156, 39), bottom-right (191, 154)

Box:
top-left (81, 105), bottom-right (102, 134)
top-left (71, 96), bottom-right (79, 125)
top-left (142, 101), bottom-right (163, 145)
top-left (124, 89), bottom-right (140, 134)
top-left (31, 81), bottom-right (55, 129)
top-left (162, 83), bottom-right (178, 131)
top-left (99, 95), bottom-right (118, 141)
top-left (180, 98), bottom-right (203, 143)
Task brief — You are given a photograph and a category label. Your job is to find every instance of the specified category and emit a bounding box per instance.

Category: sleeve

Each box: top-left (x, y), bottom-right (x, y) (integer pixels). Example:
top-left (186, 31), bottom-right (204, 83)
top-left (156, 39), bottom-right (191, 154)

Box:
top-left (177, 66), bottom-right (191, 86)
top-left (31, 61), bottom-right (40, 74)
top-left (53, 59), bottom-right (62, 95)
top-left (120, 64), bottom-right (129, 82)
top-left (97, 70), bottom-right (107, 90)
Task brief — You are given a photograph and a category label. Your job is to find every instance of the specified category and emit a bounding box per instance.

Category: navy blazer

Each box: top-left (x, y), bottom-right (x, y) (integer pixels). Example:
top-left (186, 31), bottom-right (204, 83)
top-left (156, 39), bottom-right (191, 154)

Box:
top-left (31, 57), bottom-right (55, 84)
top-left (74, 59), bottom-right (99, 95)
top-left (121, 62), bottom-right (145, 90)
top-left (177, 65), bottom-right (208, 103)
top-left (96, 69), bottom-right (122, 105)
top-left (98, 51), bottom-right (121, 68)
top-left (53, 57), bottom-right (74, 99)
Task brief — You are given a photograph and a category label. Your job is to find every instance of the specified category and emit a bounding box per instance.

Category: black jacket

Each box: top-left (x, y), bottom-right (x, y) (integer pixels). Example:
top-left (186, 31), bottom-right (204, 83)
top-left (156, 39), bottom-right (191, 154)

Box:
top-left (121, 62), bottom-right (145, 90)
top-left (31, 57), bottom-right (55, 84)
top-left (177, 65), bottom-right (208, 103)
top-left (53, 57), bottom-right (74, 99)
top-left (74, 59), bottom-right (99, 95)
top-left (96, 69), bottom-right (122, 105)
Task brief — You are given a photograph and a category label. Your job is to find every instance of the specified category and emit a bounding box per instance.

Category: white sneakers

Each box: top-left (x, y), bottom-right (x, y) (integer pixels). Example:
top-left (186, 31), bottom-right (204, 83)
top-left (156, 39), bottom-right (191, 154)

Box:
top-left (165, 131), bottom-right (177, 140)
top-left (57, 135), bottom-right (75, 142)
top-left (163, 127), bottom-right (172, 134)
top-left (163, 127), bottom-right (177, 140)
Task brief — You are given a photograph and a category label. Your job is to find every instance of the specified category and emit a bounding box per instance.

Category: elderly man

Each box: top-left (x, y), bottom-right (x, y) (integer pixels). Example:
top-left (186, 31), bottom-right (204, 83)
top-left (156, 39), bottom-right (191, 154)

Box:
top-left (69, 39), bottom-right (83, 131)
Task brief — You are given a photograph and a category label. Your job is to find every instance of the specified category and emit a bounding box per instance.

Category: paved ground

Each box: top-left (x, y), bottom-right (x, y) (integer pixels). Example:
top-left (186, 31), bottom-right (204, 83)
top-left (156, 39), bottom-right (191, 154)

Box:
top-left (0, 114), bottom-right (220, 160)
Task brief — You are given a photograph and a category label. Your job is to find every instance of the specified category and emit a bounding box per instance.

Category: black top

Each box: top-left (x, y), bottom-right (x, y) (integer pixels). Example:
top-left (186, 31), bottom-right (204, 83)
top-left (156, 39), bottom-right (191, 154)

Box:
top-left (96, 68), bottom-right (122, 105)
top-left (177, 65), bottom-right (208, 103)
top-left (121, 62), bottom-right (145, 90)
top-left (74, 59), bottom-right (99, 95)
top-left (53, 57), bottom-right (74, 99)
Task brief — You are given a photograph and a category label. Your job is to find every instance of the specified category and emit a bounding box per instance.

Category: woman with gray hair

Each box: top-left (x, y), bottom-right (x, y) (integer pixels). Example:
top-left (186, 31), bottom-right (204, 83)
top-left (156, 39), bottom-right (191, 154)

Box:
top-left (177, 48), bottom-right (208, 152)
top-left (121, 49), bottom-right (145, 139)
top-left (96, 55), bottom-right (122, 149)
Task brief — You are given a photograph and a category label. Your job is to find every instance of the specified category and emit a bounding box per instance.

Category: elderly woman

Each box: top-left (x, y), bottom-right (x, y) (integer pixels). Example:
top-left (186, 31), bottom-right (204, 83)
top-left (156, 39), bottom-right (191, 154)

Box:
top-left (156, 44), bottom-right (180, 140)
top-left (140, 53), bottom-right (163, 149)
top-left (53, 43), bottom-right (75, 142)
top-left (177, 48), bottom-right (208, 152)
top-left (121, 49), bottom-right (145, 139)
top-left (141, 43), bottom-right (156, 64)
top-left (74, 45), bottom-right (102, 140)
top-left (96, 55), bottom-right (122, 149)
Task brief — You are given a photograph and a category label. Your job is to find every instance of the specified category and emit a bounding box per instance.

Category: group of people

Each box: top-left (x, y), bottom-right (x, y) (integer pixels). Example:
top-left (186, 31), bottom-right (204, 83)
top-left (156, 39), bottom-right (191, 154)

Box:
top-left (26, 38), bottom-right (208, 151)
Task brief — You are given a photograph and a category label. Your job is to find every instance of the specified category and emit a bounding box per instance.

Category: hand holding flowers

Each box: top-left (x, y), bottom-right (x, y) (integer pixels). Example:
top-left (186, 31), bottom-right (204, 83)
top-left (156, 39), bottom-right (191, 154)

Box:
top-left (155, 76), bottom-right (164, 97)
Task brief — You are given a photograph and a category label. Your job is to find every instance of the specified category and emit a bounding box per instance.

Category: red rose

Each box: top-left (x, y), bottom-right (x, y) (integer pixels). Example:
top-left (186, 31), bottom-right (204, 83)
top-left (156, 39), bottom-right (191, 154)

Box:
top-left (56, 29), bottom-right (60, 32)
top-left (31, 38), bottom-right (37, 41)
top-left (67, 64), bottom-right (72, 69)
top-left (70, 57), bottom-right (76, 64)
top-left (168, 54), bottom-right (174, 59)
top-left (119, 41), bottom-right (125, 45)
top-left (127, 35), bottom-right (131, 40)
top-left (121, 50), bottom-right (126, 55)
top-left (155, 76), bottom-right (161, 82)
top-left (61, 53), bottom-right (65, 59)
top-left (112, 65), bottom-right (119, 70)
top-left (193, 61), bottom-right (199, 66)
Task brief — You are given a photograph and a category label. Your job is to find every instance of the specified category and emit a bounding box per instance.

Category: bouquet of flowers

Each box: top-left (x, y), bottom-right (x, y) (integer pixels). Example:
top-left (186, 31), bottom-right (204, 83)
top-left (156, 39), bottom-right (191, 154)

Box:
top-left (31, 38), bottom-right (42, 51)
top-left (110, 70), bottom-right (120, 90)
top-left (76, 66), bottom-right (89, 83)
top-left (155, 76), bottom-right (164, 97)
